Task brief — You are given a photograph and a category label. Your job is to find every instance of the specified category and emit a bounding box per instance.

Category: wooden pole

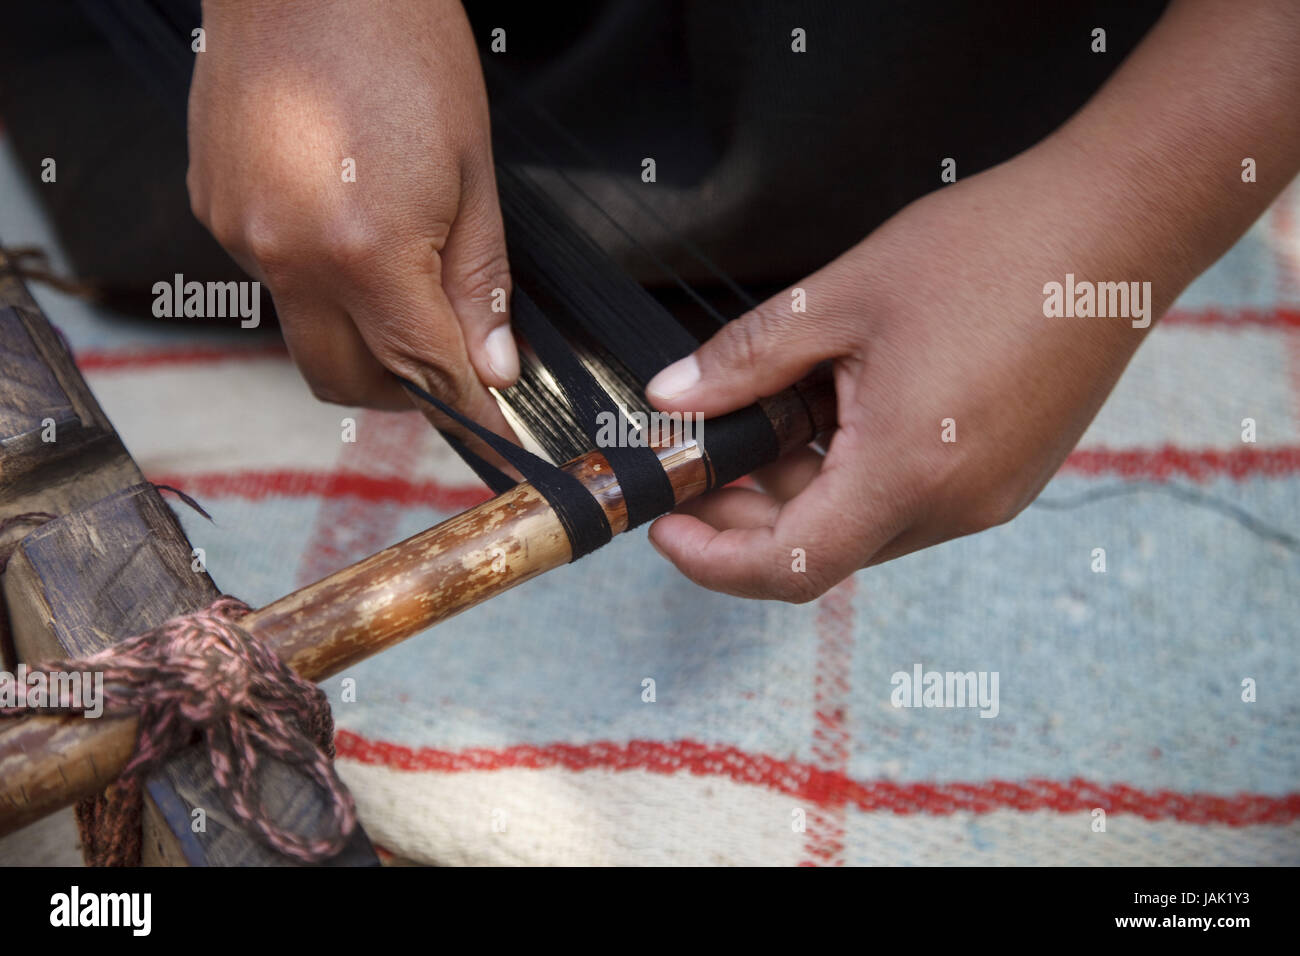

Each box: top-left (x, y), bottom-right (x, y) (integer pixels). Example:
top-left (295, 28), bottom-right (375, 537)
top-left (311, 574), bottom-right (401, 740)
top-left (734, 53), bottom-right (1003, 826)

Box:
top-left (0, 374), bottom-right (835, 838)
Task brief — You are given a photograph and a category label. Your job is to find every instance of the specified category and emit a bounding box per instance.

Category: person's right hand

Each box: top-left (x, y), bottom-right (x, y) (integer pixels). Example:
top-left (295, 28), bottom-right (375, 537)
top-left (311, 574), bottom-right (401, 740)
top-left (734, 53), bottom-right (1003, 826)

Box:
top-left (187, 0), bottom-right (518, 435)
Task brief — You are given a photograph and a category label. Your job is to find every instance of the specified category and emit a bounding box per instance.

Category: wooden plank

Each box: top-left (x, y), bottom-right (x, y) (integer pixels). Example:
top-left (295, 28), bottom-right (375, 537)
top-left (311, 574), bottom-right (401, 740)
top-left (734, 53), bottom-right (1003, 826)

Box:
top-left (0, 270), bottom-right (376, 866)
top-left (8, 486), bottom-right (216, 662)
top-left (0, 305), bottom-right (136, 521)
top-left (0, 308), bottom-right (73, 439)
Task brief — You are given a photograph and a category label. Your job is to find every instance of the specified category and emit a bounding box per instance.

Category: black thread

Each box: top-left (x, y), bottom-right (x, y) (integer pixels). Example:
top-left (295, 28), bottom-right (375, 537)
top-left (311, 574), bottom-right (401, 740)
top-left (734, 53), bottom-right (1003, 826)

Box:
top-left (511, 290), bottom-right (675, 529)
top-left (400, 378), bottom-right (611, 561)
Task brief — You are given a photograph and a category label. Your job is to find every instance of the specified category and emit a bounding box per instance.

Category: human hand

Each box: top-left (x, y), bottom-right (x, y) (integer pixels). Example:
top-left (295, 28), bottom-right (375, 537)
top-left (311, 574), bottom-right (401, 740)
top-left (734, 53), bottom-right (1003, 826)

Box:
top-left (645, 146), bottom-right (1168, 601)
top-left (645, 0), bottom-right (1300, 602)
top-left (187, 0), bottom-right (517, 435)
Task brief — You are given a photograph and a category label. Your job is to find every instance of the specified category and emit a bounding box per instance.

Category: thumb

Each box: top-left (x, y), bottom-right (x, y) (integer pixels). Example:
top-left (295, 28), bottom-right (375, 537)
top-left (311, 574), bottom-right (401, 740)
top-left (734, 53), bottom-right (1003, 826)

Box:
top-left (442, 154), bottom-right (519, 390)
top-left (644, 280), bottom-right (851, 416)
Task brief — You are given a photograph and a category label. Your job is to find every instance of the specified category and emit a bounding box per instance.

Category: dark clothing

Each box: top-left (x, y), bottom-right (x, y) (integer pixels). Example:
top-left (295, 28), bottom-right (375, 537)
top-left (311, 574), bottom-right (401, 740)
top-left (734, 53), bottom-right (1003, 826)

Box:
top-left (475, 1), bottom-right (1168, 284)
top-left (0, 1), bottom-right (1168, 297)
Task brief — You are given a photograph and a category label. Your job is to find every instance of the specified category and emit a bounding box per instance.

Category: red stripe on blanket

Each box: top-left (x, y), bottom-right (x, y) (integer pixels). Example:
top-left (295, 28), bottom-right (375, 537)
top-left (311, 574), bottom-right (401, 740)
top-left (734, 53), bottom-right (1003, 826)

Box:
top-left (1272, 185), bottom-right (1300, 301)
top-left (333, 731), bottom-right (1300, 826)
top-left (75, 341), bottom-right (288, 370)
top-left (804, 578), bottom-right (856, 866)
top-left (1271, 192), bottom-right (1300, 435)
top-left (1162, 308), bottom-right (1300, 328)
top-left (295, 411), bottom-right (432, 584)
top-left (148, 469), bottom-right (491, 511)
top-left (1060, 445), bottom-right (1300, 480)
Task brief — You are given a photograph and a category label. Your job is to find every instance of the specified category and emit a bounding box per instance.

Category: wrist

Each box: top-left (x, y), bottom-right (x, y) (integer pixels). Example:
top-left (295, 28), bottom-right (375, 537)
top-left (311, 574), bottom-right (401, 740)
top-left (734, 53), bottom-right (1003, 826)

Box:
top-left (1028, 0), bottom-right (1300, 313)
top-left (1031, 130), bottom-right (1200, 319)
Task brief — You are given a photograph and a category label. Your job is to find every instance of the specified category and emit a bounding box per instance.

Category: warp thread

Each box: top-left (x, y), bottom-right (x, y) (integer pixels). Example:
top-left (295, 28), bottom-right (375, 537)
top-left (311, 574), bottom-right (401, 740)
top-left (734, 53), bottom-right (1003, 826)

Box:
top-left (0, 595), bottom-right (356, 866)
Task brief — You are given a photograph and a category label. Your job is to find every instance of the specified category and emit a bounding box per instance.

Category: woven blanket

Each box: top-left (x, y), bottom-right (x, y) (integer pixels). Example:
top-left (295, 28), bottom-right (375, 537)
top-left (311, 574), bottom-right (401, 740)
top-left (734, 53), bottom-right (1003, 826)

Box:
top-left (1, 130), bottom-right (1297, 866)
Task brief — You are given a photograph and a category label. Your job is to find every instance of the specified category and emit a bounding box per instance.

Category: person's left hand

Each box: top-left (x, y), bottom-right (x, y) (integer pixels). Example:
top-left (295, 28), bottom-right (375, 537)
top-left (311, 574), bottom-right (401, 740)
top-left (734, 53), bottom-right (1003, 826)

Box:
top-left (644, 142), bottom-right (1170, 601)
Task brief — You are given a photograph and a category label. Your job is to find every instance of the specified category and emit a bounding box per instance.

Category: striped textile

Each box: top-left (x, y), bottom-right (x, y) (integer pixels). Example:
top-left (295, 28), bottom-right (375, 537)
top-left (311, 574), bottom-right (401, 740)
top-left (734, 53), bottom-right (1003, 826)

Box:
top-left (1, 132), bottom-right (1298, 865)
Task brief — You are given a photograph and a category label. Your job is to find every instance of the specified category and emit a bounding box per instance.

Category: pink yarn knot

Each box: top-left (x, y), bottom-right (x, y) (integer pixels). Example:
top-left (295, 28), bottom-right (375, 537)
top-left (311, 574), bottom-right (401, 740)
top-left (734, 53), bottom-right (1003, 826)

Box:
top-left (158, 603), bottom-right (261, 716)
top-left (3, 595), bottom-right (357, 864)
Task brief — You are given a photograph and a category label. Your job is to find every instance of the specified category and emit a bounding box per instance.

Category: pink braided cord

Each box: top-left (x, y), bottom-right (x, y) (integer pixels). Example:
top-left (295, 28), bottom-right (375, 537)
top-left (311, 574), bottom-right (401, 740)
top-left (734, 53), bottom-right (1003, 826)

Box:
top-left (1, 596), bottom-right (356, 863)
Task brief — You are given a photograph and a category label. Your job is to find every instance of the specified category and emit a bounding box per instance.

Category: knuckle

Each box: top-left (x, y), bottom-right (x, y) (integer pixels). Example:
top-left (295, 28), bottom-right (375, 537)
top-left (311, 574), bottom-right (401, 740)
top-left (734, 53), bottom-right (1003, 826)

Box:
top-left (776, 562), bottom-right (830, 604)
top-left (454, 250), bottom-right (512, 306)
top-left (381, 350), bottom-right (467, 410)
top-left (313, 380), bottom-right (393, 409)
top-left (424, 365), bottom-right (468, 410)
top-left (783, 573), bottom-right (828, 604)
top-left (717, 298), bottom-right (799, 371)
top-left (297, 352), bottom-right (392, 409)
top-left (242, 217), bottom-right (294, 275)
top-left (964, 490), bottom-right (1023, 535)
top-left (322, 221), bottom-right (384, 278)
top-left (207, 215), bottom-right (245, 257)
top-left (303, 376), bottom-right (350, 407)
top-left (714, 309), bottom-right (768, 371)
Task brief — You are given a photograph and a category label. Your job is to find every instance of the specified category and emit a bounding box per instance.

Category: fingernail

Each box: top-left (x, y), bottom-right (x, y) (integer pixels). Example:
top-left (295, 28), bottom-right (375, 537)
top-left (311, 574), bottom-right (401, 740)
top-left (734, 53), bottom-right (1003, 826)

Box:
top-left (646, 355), bottom-right (699, 401)
top-left (485, 325), bottom-right (519, 383)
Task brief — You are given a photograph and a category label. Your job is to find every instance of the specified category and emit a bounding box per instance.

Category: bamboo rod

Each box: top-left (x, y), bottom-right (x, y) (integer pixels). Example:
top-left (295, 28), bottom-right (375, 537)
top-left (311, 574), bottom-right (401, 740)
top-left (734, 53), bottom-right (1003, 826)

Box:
top-left (0, 374), bottom-right (834, 838)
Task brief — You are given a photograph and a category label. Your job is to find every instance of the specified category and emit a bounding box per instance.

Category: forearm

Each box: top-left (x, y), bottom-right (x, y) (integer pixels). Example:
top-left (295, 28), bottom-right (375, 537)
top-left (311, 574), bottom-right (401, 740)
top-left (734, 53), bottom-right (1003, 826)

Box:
top-left (1038, 0), bottom-right (1300, 311)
